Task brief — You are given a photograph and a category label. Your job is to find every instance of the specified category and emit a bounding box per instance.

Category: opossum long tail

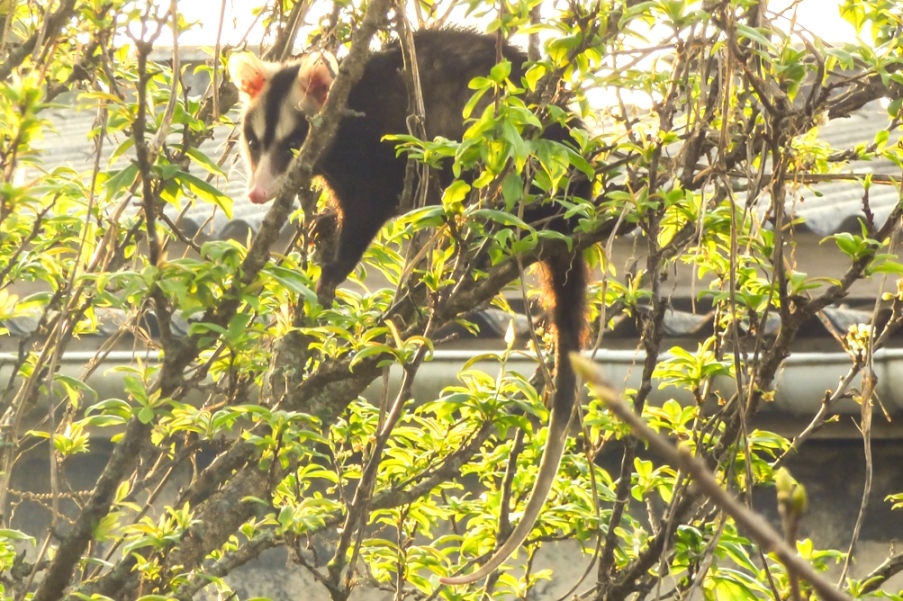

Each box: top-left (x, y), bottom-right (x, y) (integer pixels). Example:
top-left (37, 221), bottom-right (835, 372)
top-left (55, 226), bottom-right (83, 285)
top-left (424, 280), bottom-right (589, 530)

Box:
top-left (441, 252), bottom-right (585, 585)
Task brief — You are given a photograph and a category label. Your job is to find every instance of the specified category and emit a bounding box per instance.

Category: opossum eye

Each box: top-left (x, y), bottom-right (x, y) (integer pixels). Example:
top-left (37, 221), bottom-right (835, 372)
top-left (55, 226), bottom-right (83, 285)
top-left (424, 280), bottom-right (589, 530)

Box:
top-left (247, 136), bottom-right (260, 152)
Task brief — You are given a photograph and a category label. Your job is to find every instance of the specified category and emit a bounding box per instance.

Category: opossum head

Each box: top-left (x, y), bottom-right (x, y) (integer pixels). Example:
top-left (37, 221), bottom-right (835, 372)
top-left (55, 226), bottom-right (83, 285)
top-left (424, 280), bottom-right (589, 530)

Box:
top-left (228, 51), bottom-right (337, 204)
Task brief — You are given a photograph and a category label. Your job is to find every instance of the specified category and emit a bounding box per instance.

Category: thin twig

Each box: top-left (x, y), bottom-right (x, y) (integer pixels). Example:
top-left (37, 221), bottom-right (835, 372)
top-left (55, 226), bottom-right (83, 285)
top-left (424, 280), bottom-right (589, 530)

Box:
top-left (572, 354), bottom-right (852, 601)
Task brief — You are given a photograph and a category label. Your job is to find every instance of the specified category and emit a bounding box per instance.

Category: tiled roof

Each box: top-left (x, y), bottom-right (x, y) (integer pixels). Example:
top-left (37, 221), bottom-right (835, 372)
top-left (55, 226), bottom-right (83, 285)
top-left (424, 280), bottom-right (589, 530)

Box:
top-left (35, 91), bottom-right (262, 241)
top-left (792, 102), bottom-right (901, 235)
top-left (20, 88), bottom-right (898, 346)
top-left (35, 90), bottom-right (899, 242)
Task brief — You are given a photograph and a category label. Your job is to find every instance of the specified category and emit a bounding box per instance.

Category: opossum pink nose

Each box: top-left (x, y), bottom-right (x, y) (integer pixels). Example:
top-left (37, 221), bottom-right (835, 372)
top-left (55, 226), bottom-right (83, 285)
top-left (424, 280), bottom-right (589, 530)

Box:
top-left (248, 187), bottom-right (271, 204)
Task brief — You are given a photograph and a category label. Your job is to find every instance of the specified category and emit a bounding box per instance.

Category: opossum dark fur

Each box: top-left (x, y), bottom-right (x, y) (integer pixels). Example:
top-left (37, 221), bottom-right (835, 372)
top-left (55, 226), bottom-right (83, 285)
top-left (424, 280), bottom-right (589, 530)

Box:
top-left (229, 28), bottom-right (591, 585)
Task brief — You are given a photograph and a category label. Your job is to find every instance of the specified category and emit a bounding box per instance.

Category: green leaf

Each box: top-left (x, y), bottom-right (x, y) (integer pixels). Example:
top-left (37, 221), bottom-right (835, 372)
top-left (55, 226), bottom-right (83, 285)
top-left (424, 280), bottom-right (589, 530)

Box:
top-left (469, 208), bottom-right (530, 229)
top-left (176, 170), bottom-right (232, 217)
top-left (735, 23), bottom-right (776, 51)
top-left (523, 63), bottom-right (546, 92)
top-left (349, 344), bottom-right (397, 369)
top-left (263, 265), bottom-right (317, 301)
top-left (501, 172), bottom-right (523, 207)
top-left (462, 86), bottom-right (489, 120)
top-left (489, 60), bottom-right (512, 83)
top-left (184, 147), bottom-right (226, 176)
top-left (104, 164), bottom-right (139, 199)
top-left (138, 406), bottom-right (155, 424)
top-left (0, 529), bottom-right (35, 544)
top-left (442, 180), bottom-right (471, 210)
top-left (123, 376), bottom-right (148, 404)
top-left (397, 205), bottom-right (446, 229)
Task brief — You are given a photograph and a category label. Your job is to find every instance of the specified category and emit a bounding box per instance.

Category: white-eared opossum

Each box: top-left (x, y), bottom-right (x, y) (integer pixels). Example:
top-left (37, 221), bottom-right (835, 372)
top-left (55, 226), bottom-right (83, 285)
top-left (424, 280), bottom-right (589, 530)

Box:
top-left (229, 28), bottom-right (590, 584)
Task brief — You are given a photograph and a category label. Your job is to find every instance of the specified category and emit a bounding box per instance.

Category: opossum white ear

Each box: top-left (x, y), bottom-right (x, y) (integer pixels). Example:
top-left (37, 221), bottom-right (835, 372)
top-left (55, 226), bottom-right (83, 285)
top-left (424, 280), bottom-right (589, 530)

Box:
top-left (296, 51), bottom-right (338, 113)
top-left (228, 52), bottom-right (273, 100)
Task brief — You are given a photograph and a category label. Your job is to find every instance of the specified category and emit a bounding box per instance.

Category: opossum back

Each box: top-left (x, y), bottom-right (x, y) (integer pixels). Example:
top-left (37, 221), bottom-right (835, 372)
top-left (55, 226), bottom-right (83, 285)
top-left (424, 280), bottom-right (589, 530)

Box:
top-left (349, 29), bottom-right (528, 142)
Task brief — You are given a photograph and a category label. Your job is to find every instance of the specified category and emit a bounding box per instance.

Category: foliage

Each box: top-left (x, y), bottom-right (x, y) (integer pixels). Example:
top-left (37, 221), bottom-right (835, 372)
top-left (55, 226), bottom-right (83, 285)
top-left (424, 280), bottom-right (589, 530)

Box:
top-left (0, 0), bottom-right (902, 600)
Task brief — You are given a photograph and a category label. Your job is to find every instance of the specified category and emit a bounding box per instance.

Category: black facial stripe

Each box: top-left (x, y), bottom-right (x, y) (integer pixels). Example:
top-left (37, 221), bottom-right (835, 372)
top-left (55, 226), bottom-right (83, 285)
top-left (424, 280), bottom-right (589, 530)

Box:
top-left (269, 143), bottom-right (293, 175)
top-left (262, 64), bottom-right (302, 150)
top-left (242, 119), bottom-right (260, 164)
top-left (267, 122), bottom-right (310, 175)
top-left (243, 119), bottom-right (257, 144)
